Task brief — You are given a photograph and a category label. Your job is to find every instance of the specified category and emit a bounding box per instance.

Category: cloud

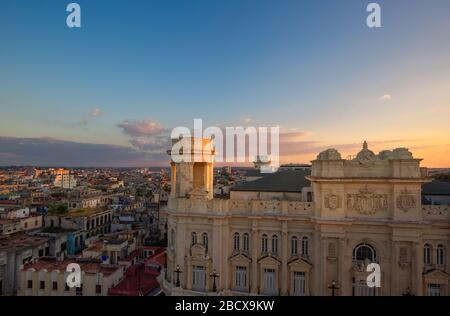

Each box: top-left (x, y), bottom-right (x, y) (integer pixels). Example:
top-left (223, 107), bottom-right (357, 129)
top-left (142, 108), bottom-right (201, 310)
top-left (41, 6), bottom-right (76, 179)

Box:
top-left (117, 119), bottom-right (171, 154)
top-left (89, 107), bottom-right (102, 117)
top-left (117, 120), bottom-right (168, 137)
top-left (379, 94), bottom-right (392, 101)
top-left (0, 137), bottom-right (168, 167)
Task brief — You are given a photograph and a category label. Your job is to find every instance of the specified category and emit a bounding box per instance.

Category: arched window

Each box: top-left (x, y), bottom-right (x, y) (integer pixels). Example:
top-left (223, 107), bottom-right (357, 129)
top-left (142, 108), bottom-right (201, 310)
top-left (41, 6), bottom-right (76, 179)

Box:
top-left (353, 243), bottom-right (377, 262)
top-left (191, 232), bottom-right (197, 246)
top-left (243, 233), bottom-right (250, 252)
top-left (233, 233), bottom-right (240, 251)
top-left (170, 229), bottom-right (175, 247)
top-left (272, 235), bottom-right (278, 255)
top-left (261, 234), bottom-right (268, 253)
top-left (437, 245), bottom-right (445, 266)
top-left (291, 236), bottom-right (298, 256)
top-left (202, 233), bottom-right (208, 250)
top-left (301, 236), bottom-right (310, 257)
top-left (424, 244), bottom-right (432, 265)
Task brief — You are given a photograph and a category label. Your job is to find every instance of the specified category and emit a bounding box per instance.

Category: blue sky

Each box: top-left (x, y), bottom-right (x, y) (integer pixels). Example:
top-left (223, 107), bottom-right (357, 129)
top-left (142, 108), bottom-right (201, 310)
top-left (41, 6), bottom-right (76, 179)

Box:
top-left (1, 0), bottom-right (450, 166)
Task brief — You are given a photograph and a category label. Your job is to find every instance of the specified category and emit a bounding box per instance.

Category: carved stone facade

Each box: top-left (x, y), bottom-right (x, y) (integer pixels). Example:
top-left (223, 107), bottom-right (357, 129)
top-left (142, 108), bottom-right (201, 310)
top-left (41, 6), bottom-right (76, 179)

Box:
top-left (160, 139), bottom-right (450, 296)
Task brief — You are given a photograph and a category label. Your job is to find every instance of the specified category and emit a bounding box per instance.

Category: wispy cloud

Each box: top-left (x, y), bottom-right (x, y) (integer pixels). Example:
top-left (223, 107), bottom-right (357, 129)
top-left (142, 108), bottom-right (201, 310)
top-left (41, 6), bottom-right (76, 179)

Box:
top-left (379, 94), bottom-right (392, 101)
top-left (89, 107), bottom-right (102, 117)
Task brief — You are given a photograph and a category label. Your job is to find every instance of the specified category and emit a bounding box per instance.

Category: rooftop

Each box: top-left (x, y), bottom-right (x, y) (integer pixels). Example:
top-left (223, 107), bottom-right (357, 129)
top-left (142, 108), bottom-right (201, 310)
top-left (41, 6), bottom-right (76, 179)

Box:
top-left (0, 232), bottom-right (48, 251)
top-left (22, 257), bottom-right (120, 276)
top-left (231, 169), bottom-right (311, 193)
top-left (422, 180), bottom-right (450, 195)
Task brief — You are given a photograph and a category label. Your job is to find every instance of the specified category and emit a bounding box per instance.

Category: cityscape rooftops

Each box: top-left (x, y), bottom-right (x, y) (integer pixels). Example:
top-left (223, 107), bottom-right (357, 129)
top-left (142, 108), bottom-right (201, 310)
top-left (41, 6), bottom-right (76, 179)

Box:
top-left (22, 257), bottom-right (121, 276)
top-left (0, 232), bottom-right (48, 251)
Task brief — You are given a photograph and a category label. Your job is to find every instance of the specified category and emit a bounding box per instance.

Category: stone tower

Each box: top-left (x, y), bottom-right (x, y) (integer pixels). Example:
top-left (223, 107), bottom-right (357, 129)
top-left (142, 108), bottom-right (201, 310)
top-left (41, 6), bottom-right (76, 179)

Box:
top-left (168, 137), bottom-right (215, 200)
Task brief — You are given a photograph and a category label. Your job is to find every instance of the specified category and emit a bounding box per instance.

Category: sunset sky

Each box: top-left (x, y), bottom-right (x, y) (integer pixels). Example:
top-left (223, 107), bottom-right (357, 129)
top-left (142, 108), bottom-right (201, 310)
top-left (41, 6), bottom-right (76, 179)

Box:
top-left (1, 0), bottom-right (450, 167)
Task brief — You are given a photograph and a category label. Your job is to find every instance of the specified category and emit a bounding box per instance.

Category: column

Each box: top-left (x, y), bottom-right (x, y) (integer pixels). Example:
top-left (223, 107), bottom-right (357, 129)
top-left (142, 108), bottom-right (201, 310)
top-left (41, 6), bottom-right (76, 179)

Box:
top-left (281, 221), bottom-right (288, 295)
top-left (338, 238), bottom-right (347, 296)
top-left (251, 221), bottom-right (259, 294)
top-left (414, 241), bottom-right (424, 296)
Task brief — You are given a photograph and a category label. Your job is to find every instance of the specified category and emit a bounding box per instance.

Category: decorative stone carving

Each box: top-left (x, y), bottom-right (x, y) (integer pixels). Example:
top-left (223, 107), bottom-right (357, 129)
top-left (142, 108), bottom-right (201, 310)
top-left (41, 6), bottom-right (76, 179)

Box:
top-left (324, 194), bottom-right (340, 210)
top-left (317, 148), bottom-right (342, 160)
top-left (392, 148), bottom-right (413, 159)
top-left (355, 141), bottom-right (377, 165)
top-left (347, 188), bottom-right (388, 215)
top-left (396, 190), bottom-right (416, 212)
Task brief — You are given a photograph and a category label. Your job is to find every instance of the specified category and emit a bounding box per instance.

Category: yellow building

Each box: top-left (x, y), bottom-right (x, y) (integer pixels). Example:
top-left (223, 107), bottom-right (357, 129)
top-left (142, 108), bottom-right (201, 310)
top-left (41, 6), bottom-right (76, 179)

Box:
top-left (160, 139), bottom-right (450, 296)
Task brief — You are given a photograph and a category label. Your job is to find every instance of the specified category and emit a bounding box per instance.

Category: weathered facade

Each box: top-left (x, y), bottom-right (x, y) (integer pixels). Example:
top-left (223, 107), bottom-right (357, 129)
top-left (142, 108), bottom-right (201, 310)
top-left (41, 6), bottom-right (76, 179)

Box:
top-left (160, 139), bottom-right (450, 296)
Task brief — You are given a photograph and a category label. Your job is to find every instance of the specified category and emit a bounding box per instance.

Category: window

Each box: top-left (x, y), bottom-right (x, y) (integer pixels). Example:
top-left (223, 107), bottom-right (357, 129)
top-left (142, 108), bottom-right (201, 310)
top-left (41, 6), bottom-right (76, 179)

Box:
top-left (96, 285), bottom-right (102, 294)
top-left (437, 245), bottom-right (445, 266)
top-left (272, 235), bottom-right (278, 255)
top-left (263, 268), bottom-right (276, 295)
top-left (293, 272), bottom-right (306, 296)
top-left (243, 233), bottom-right (250, 253)
top-left (76, 284), bottom-right (83, 296)
top-left (233, 233), bottom-right (240, 251)
top-left (52, 281), bottom-right (58, 290)
top-left (291, 237), bottom-right (298, 256)
top-left (424, 244), bottom-right (432, 265)
top-left (427, 284), bottom-right (441, 296)
top-left (307, 192), bottom-right (313, 202)
top-left (301, 237), bottom-right (310, 257)
top-left (235, 266), bottom-right (247, 290)
top-left (400, 247), bottom-right (408, 263)
top-left (192, 266), bottom-right (206, 292)
top-left (38, 249), bottom-right (44, 257)
top-left (40, 281), bottom-right (45, 290)
top-left (24, 222), bottom-right (28, 229)
top-left (27, 280), bottom-right (33, 289)
top-left (191, 232), bottom-right (197, 246)
top-left (328, 243), bottom-right (336, 258)
top-left (261, 234), bottom-right (268, 254)
top-left (353, 243), bottom-right (377, 262)
top-left (202, 233), bottom-right (208, 250)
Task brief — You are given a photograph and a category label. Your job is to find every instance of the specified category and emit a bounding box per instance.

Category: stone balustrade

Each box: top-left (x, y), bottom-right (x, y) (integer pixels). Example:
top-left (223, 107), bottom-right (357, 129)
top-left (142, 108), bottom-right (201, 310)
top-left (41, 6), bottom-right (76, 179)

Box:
top-left (168, 197), bottom-right (314, 216)
top-left (422, 205), bottom-right (450, 220)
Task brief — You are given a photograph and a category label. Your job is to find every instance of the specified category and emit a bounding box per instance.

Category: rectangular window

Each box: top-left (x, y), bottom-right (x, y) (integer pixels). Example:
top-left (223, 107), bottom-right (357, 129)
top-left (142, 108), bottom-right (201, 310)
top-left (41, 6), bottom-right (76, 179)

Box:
top-left (235, 266), bottom-right (247, 291)
top-left (52, 281), bottom-right (58, 290)
top-left (96, 285), bottom-right (102, 294)
top-left (263, 268), bottom-right (276, 295)
top-left (293, 272), bottom-right (306, 296)
top-left (192, 266), bottom-right (206, 292)
top-left (40, 281), bottom-right (45, 290)
top-left (27, 280), bottom-right (33, 289)
top-left (76, 284), bottom-right (83, 296)
top-left (427, 284), bottom-right (441, 296)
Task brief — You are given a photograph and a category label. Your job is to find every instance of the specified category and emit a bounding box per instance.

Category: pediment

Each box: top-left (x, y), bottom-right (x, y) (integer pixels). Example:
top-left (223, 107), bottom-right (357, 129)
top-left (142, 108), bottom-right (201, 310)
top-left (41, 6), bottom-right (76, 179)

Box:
top-left (190, 243), bottom-right (207, 258)
top-left (288, 257), bottom-right (313, 270)
top-left (229, 252), bottom-right (252, 264)
top-left (257, 255), bottom-right (281, 266)
top-left (423, 269), bottom-right (449, 281)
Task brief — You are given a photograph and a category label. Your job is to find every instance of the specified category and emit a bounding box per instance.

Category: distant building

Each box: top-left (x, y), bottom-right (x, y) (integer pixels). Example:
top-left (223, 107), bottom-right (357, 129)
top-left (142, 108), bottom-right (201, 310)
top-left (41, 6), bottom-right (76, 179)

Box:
top-left (0, 233), bottom-right (49, 295)
top-left (18, 257), bottom-right (123, 296)
top-left (53, 169), bottom-right (77, 189)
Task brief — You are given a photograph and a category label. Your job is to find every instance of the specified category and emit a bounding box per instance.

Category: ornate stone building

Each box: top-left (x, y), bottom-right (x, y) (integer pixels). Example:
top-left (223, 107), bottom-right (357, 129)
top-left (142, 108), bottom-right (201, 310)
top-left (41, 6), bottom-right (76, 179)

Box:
top-left (160, 139), bottom-right (450, 296)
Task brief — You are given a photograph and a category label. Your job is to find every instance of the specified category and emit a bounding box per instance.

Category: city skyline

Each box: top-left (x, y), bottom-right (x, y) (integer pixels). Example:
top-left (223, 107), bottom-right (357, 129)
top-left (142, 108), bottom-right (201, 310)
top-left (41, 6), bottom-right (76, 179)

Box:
top-left (1, 0), bottom-right (450, 167)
